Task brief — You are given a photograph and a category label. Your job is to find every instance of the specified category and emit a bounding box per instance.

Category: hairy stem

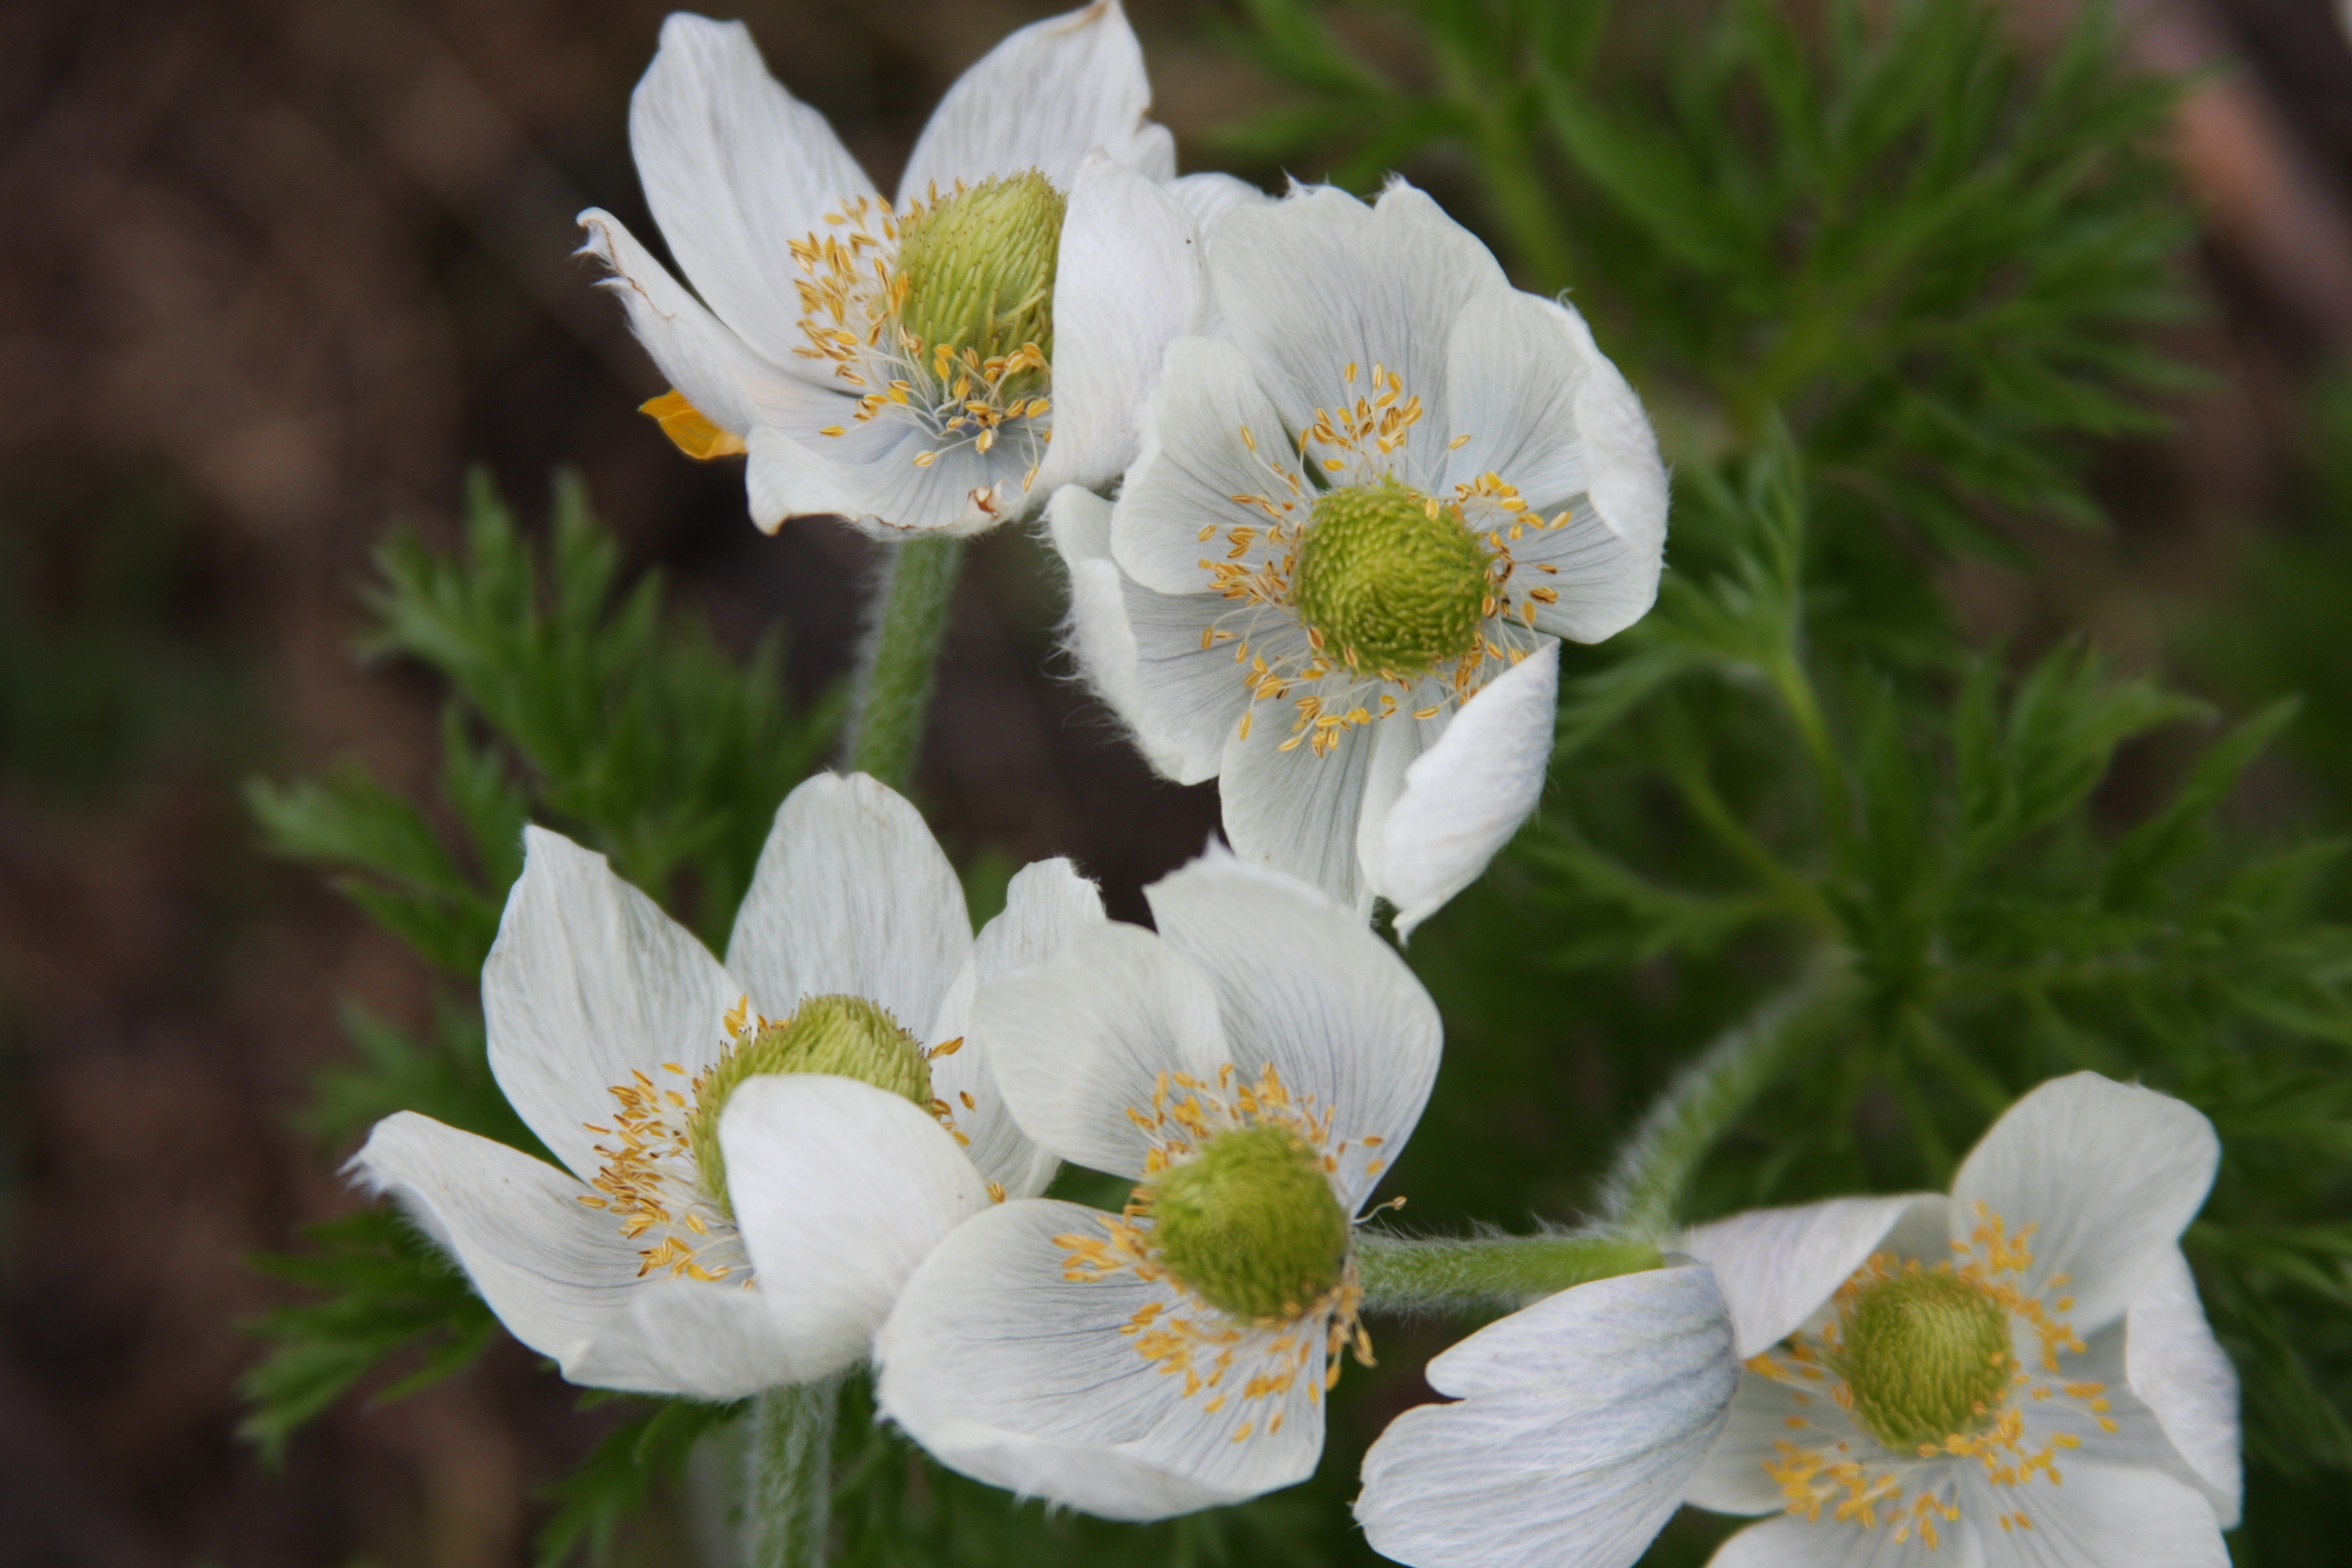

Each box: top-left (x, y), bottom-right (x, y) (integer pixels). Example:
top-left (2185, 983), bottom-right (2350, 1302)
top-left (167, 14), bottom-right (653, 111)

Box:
top-left (745, 1379), bottom-right (838, 1568)
top-left (1357, 1232), bottom-right (1662, 1312)
top-left (843, 535), bottom-right (966, 789)
top-left (1604, 950), bottom-right (1855, 1241)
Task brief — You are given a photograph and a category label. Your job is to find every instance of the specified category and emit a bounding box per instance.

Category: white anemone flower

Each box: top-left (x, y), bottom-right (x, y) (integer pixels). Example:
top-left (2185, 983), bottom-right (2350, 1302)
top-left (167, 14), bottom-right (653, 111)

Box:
top-left (1351, 1072), bottom-right (2240, 1568)
top-left (874, 851), bottom-right (1441, 1520)
top-left (350, 773), bottom-right (1103, 1400)
top-left (1049, 178), bottom-right (1668, 936)
top-left (580, 2), bottom-right (1249, 536)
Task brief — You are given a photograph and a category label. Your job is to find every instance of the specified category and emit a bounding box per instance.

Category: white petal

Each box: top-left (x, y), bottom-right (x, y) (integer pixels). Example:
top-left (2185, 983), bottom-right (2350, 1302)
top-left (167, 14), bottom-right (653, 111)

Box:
top-left (577, 210), bottom-right (825, 438)
top-left (1684, 1365), bottom-right (1835, 1517)
top-left (1678, 1195), bottom-right (1940, 1359)
top-left (1046, 480), bottom-right (1116, 565)
top-left (930, 858), bottom-right (1109, 1197)
top-left (973, 921), bottom-right (1230, 1178)
top-left (1037, 154), bottom-right (1204, 495)
top-left (725, 773), bottom-right (972, 1045)
top-left (1949, 1073), bottom-right (2218, 1334)
top-left (629, 15), bottom-right (878, 370)
top-left (1168, 172), bottom-right (1272, 238)
top-left (1111, 335), bottom-right (1303, 596)
top-left (483, 826), bottom-right (740, 1184)
top-left (720, 1074), bottom-right (990, 1380)
top-left (2125, 1249), bottom-right (2241, 1526)
top-left (898, 1), bottom-right (1173, 202)
top-left (1354, 1266), bottom-right (1739, 1568)
top-left (351, 1112), bottom-right (794, 1397)
top-left (592, 1276), bottom-right (804, 1402)
top-left (1207, 182), bottom-right (1508, 479)
top-left (744, 424), bottom-right (1021, 538)
top-left (1218, 705), bottom-right (1383, 917)
top-left (875, 1198), bottom-right (1321, 1520)
top-left (1959, 1462), bottom-right (2225, 1568)
top-left (1050, 483), bottom-right (1242, 785)
top-left (1166, 173), bottom-right (1271, 339)
top-left (1438, 291), bottom-right (1665, 643)
top-left (1370, 643), bottom-right (1559, 939)
top-left (1145, 850), bottom-right (1440, 1207)
top-left (1707, 1513), bottom-right (1988, 1568)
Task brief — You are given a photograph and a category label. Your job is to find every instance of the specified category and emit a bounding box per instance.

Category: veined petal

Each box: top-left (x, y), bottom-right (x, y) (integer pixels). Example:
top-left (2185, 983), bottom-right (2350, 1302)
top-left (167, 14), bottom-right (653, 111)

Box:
top-left (1684, 1365), bottom-right (1828, 1517)
top-left (592, 1275), bottom-right (803, 1401)
top-left (1218, 704), bottom-right (1382, 918)
top-left (1437, 291), bottom-right (1665, 644)
top-left (1956, 1462), bottom-right (2225, 1568)
top-left (1207, 182), bottom-right (1508, 479)
top-left (1111, 335), bottom-right (1302, 597)
top-left (1368, 642), bottom-right (1559, 940)
top-left (2125, 1249), bottom-right (2241, 1527)
top-left (578, 210), bottom-right (785, 438)
top-left (875, 1198), bottom-right (1322, 1520)
top-left (1355, 1266), bottom-right (1739, 1568)
top-left (1679, 1195), bottom-right (1941, 1359)
top-left (743, 424), bottom-right (1022, 538)
top-left (898, 1), bottom-right (1173, 202)
top-left (1949, 1073), bottom-right (2218, 1334)
top-left (973, 921), bottom-right (1230, 1180)
top-left (1145, 849), bottom-right (1440, 1208)
top-left (720, 1074), bottom-right (990, 1380)
top-left (726, 774), bottom-right (972, 1044)
top-left (1054, 489), bottom-right (1239, 783)
top-left (930, 857), bottom-right (1109, 1198)
top-left (484, 826), bottom-right (740, 1184)
top-left (1169, 172), bottom-right (1272, 238)
top-left (351, 1112), bottom-right (792, 1397)
top-left (1707, 1512), bottom-right (1989, 1568)
top-left (1037, 155), bottom-right (1205, 496)
top-left (1047, 480), bottom-right (1116, 565)
top-left (630, 14), bottom-right (879, 371)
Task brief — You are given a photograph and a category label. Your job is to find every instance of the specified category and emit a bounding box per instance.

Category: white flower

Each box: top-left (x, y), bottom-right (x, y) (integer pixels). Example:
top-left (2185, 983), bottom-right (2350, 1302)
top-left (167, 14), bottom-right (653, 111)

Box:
top-left (350, 773), bottom-right (1103, 1400)
top-left (1350, 1072), bottom-right (2239, 1568)
top-left (872, 850), bottom-right (1441, 1520)
top-left (1048, 179), bottom-right (1668, 935)
top-left (579, 2), bottom-right (1249, 536)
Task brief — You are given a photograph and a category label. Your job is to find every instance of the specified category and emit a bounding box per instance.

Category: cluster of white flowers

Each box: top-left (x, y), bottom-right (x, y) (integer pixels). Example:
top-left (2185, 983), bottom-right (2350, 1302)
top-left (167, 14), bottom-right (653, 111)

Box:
top-left (353, 6), bottom-right (2243, 1566)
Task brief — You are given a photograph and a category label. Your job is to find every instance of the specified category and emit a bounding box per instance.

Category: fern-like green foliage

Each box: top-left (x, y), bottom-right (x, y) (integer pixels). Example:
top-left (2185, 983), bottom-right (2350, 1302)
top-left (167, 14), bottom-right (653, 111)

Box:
top-left (238, 471), bottom-right (838, 1493)
top-left (1223, 0), bottom-right (2194, 560)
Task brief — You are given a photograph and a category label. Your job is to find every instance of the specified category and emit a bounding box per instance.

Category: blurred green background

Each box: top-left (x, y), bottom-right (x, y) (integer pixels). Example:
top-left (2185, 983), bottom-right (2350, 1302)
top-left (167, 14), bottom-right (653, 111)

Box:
top-left (5, 1), bottom-right (2352, 1564)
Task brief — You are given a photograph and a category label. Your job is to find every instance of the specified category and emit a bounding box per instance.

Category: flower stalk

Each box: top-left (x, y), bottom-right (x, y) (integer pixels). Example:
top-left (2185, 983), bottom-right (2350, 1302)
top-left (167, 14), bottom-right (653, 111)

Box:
top-left (745, 1378), bottom-right (840, 1568)
top-left (843, 535), bottom-right (966, 789)
top-left (1603, 949), bottom-right (1855, 1241)
top-left (1356, 1232), bottom-right (1662, 1312)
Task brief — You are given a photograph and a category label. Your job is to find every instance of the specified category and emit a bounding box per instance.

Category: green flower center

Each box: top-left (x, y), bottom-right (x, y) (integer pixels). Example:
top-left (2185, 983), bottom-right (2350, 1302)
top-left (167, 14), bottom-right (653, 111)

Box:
top-left (1143, 1124), bottom-right (1351, 1321)
top-left (1830, 1269), bottom-right (2014, 1452)
top-left (895, 169), bottom-right (1065, 397)
top-left (1290, 478), bottom-right (1491, 677)
top-left (686, 995), bottom-right (931, 1217)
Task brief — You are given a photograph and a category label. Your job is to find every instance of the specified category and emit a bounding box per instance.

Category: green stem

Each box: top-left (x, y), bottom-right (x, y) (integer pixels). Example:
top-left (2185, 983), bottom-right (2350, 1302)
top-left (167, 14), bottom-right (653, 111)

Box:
top-left (1603, 950), bottom-right (1855, 1241)
top-left (745, 1379), bottom-right (838, 1568)
top-left (1357, 1232), bottom-right (1662, 1312)
top-left (843, 535), bottom-right (966, 789)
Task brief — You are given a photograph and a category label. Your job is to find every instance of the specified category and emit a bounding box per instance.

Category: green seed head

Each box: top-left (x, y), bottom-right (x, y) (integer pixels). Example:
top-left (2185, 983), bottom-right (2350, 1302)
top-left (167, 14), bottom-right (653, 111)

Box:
top-left (1291, 478), bottom-right (1491, 677)
top-left (895, 169), bottom-right (1065, 394)
top-left (687, 995), bottom-right (930, 1216)
top-left (1143, 1124), bottom-right (1351, 1321)
top-left (1829, 1269), bottom-right (2014, 1452)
